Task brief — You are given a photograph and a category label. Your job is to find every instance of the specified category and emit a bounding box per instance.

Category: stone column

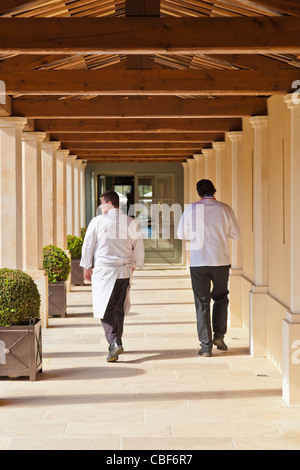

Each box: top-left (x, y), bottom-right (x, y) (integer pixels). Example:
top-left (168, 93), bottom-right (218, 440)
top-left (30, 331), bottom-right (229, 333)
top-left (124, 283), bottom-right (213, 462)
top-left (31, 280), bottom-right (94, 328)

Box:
top-left (56, 149), bottom-right (69, 250)
top-left (227, 132), bottom-right (243, 327)
top-left (282, 95), bottom-right (300, 404)
top-left (66, 155), bottom-right (77, 236)
top-left (80, 161), bottom-right (87, 230)
top-left (187, 158), bottom-right (197, 203)
top-left (181, 161), bottom-right (189, 266)
top-left (248, 117), bottom-right (269, 357)
top-left (213, 142), bottom-right (226, 202)
top-left (0, 117), bottom-right (27, 270)
top-left (74, 158), bottom-right (82, 238)
top-left (194, 154), bottom-right (204, 186)
top-left (41, 141), bottom-right (60, 247)
top-left (22, 131), bottom-right (48, 328)
top-left (202, 148), bottom-right (214, 181)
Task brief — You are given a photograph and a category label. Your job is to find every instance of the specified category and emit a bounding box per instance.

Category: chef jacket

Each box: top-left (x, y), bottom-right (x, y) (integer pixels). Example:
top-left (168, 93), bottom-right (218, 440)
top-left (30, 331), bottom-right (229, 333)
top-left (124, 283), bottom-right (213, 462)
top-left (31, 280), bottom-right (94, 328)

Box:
top-left (80, 208), bottom-right (144, 318)
top-left (177, 197), bottom-right (240, 267)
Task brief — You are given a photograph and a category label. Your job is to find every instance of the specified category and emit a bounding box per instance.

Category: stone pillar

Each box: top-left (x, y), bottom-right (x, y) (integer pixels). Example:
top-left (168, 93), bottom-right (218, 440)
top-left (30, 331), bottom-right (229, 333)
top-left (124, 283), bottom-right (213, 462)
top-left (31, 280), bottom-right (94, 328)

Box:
top-left (194, 154), bottom-right (204, 186)
top-left (41, 141), bottom-right (60, 247)
top-left (22, 131), bottom-right (48, 328)
top-left (181, 161), bottom-right (189, 266)
top-left (80, 161), bottom-right (87, 230)
top-left (182, 161), bottom-right (189, 207)
top-left (249, 117), bottom-right (269, 357)
top-left (66, 155), bottom-right (77, 236)
top-left (0, 117), bottom-right (27, 270)
top-left (213, 142), bottom-right (226, 202)
top-left (56, 149), bottom-right (69, 250)
top-left (202, 148), bottom-right (214, 181)
top-left (187, 158), bottom-right (196, 203)
top-left (74, 159), bottom-right (82, 238)
top-left (282, 95), bottom-right (300, 404)
top-left (227, 132), bottom-right (243, 327)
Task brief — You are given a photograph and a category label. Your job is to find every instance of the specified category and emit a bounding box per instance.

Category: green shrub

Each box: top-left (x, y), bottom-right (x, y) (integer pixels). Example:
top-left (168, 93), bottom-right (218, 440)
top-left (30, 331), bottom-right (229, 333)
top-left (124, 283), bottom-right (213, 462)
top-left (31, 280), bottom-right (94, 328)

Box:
top-left (0, 269), bottom-right (41, 327)
top-left (67, 235), bottom-right (83, 260)
top-left (43, 245), bottom-right (71, 284)
top-left (81, 227), bottom-right (87, 240)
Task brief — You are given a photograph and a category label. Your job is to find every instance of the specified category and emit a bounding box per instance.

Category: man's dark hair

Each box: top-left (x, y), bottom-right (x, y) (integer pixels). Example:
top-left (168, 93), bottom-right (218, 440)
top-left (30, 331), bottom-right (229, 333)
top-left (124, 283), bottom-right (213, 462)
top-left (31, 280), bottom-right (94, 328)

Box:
top-left (100, 190), bottom-right (119, 208)
top-left (196, 179), bottom-right (216, 198)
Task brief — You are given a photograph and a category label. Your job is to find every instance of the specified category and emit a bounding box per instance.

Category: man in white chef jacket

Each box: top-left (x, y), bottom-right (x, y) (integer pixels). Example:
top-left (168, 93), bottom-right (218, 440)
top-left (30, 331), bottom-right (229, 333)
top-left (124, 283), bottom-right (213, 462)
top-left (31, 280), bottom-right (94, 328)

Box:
top-left (80, 190), bottom-right (144, 362)
top-left (177, 179), bottom-right (240, 357)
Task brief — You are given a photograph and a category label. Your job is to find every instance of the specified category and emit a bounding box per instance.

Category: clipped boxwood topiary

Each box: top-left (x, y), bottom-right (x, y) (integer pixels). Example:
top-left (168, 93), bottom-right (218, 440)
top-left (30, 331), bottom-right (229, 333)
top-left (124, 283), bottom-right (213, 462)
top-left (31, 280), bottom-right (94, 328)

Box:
top-left (0, 269), bottom-right (41, 327)
top-left (67, 235), bottom-right (83, 260)
top-left (43, 245), bottom-right (71, 284)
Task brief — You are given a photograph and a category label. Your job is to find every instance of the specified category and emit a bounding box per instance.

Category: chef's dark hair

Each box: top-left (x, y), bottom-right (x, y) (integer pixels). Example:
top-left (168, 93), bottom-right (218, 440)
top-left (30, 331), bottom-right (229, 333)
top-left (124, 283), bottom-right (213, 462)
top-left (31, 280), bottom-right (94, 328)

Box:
top-left (100, 190), bottom-right (119, 208)
top-left (196, 179), bottom-right (216, 198)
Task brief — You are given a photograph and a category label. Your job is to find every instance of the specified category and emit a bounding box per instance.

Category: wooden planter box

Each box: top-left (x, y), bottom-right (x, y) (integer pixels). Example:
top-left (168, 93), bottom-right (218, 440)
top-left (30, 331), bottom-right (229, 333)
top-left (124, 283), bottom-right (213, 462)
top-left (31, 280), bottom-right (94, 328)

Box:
top-left (0, 320), bottom-right (42, 381)
top-left (48, 281), bottom-right (66, 317)
top-left (71, 259), bottom-right (84, 286)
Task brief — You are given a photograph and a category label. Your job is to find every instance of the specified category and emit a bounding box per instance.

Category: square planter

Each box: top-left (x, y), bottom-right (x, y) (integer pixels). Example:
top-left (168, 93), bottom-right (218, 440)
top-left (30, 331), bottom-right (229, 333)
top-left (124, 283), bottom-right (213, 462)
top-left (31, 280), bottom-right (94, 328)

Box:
top-left (48, 281), bottom-right (66, 317)
top-left (71, 259), bottom-right (84, 286)
top-left (0, 320), bottom-right (42, 381)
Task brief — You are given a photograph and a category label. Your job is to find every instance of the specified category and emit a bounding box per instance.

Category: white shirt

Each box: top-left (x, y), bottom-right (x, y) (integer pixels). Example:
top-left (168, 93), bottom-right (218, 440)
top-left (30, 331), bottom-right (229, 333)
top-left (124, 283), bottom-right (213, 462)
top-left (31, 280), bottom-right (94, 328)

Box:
top-left (80, 208), bottom-right (144, 277)
top-left (177, 197), bottom-right (240, 267)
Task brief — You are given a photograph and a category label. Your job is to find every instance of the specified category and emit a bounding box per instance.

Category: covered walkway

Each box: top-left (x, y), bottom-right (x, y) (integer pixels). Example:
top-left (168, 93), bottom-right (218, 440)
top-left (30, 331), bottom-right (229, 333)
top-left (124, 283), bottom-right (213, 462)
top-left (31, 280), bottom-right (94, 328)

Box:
top-left (1, 267), bottom-right (300, 451)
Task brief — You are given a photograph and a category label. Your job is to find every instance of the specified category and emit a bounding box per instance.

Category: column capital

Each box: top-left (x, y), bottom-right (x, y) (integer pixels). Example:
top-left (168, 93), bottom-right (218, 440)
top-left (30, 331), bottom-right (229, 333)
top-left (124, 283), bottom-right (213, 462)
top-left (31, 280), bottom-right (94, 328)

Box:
top-left (22, 131), bottom-right (46, 142)
top-left (284, 93), bottom-right (300, 110)
top-left (57, 149), bottom-right (70, 158)
top-left (0, 116), bottom-right (27, 129)
top-left (227, 131), bottom-right (243, 142)
top-left (66, 154), bottom-right (77, 161)
top-left (201, 148), bottom-right (213, 157)
top-left (41, 140), bottom-right (60, 150)
top-left (182, 161), bottom-right (189, 168)
top-left (80, 160), bottom-right (88, 170)
top-left (249, 116), bottom-right (269, 128)
top-left (187, 157), bottom-right (196, 165)
top-left (193, 154), bottom-right (203, 161)
top-left (212, 141), bottom-right (226, 150)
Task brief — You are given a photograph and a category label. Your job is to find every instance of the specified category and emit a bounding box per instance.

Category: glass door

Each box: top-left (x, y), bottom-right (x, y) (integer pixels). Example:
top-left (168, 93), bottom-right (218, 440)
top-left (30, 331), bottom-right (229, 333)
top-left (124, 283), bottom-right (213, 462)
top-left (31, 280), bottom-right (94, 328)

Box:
top-left (134, 173), bottom-right (181, 263)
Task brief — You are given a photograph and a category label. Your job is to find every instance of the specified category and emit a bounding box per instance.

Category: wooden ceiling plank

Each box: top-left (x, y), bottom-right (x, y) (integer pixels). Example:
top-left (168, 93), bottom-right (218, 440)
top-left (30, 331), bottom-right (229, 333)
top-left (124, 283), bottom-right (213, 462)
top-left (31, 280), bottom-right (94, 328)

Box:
top-left (12, 95), bottom-right (268, 118)
top-left (50, 132), bottom-right (225, 141)
top-left (2, 69), bottom-right (299, 95)
top-left (35, 117), bottom-right (242, 132)
top-left (1, 17), bottom-right (300, 54)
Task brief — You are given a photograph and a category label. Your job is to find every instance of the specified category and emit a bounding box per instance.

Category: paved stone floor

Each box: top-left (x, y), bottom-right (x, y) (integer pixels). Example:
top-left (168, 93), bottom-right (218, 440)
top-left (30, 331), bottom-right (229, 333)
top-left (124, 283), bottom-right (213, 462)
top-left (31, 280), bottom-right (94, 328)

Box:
top-left (1, 266), bottom-right (300, 450)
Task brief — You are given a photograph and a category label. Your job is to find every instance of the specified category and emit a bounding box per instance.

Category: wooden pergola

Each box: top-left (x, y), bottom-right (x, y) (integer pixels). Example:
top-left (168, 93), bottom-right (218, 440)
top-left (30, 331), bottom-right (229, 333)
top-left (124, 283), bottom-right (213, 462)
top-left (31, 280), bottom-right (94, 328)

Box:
top-left (0, 0), bottom-right (300, 162)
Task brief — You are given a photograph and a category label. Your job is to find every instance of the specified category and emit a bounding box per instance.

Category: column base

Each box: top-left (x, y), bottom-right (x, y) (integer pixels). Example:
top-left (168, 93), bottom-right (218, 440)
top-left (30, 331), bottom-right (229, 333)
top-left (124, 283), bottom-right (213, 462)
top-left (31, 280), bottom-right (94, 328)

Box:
top-left (249, 286), bottom-right (268, 357)
top-left (25, 270), bottom-right (49, 329)
top-left (282, 313), bottom-right (300, 405)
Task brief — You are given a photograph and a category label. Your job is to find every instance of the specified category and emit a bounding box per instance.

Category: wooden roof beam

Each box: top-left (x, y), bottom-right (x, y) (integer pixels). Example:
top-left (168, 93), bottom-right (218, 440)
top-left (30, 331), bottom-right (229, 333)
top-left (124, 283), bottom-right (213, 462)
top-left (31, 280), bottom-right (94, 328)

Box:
top-left (35, 118), bottom-right (241, 133)
top-left (49, 132), bottom-right (225, 142)
top-left (1, 17), bottom-right (300, 55)
top-left (1, 69), bottom-right (298, 95)
top-left (12, 96), bottom-right (268, 118)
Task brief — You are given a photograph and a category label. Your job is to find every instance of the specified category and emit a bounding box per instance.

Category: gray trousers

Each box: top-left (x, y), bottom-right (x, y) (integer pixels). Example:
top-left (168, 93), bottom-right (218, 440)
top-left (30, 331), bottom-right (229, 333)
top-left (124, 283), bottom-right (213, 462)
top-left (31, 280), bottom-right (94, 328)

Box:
top-left (101, 278), bottom-right (130, 346)
top-left (190, 265), bottom-right (230, 352)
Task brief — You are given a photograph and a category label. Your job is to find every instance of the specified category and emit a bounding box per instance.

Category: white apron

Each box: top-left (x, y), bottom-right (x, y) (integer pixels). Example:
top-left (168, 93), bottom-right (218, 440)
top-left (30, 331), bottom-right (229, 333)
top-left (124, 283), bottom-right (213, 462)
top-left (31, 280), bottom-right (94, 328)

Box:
top-left (91, 264), bottom-right (132, 319)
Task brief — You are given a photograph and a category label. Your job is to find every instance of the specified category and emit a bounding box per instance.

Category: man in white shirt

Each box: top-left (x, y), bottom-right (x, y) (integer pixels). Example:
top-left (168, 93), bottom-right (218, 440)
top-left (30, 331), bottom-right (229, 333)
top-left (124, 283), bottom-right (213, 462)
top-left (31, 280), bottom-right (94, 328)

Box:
top-left (80, 190), bottom-right (144, 362)
top-left (177, 179), bottom-right (240, 357)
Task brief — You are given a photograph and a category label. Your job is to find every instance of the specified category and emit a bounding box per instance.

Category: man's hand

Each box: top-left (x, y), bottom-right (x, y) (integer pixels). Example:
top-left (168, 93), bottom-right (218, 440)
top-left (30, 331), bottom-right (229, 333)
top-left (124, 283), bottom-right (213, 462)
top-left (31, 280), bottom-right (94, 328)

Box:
top-left (84, 268), bottom-right (93, 282)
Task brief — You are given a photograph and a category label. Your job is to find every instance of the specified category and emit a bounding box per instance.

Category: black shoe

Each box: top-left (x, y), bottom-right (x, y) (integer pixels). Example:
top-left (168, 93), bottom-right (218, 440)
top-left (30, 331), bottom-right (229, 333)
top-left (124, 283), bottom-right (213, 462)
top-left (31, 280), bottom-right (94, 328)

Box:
top-left (106, 342), bottom-right (124, 362)
top-left (198, 349), bottom-right (212, 357)
top-left (213, 338), bottom-right (228, 351)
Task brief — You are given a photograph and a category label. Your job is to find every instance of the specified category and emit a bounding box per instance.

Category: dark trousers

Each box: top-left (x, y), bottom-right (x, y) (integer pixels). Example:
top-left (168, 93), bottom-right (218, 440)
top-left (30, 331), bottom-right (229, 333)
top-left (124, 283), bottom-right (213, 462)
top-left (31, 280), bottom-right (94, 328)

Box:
top-left (101, 278), bottom-right (130, 346)
top-left (190, 265), bottom-right (230, 352)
